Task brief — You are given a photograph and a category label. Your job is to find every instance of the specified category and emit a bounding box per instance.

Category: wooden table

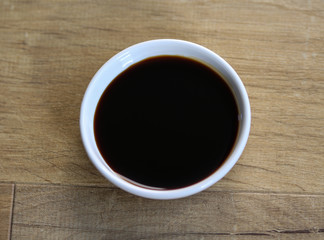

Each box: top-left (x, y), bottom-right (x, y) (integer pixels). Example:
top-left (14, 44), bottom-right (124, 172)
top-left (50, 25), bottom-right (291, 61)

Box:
top-left (1, 0), bottom-right (323, 239)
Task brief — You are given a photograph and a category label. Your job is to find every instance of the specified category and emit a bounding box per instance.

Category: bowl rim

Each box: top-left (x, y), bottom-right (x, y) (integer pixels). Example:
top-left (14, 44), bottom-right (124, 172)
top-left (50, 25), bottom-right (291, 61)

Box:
top-left (80, 39), bottom-right (251, 199)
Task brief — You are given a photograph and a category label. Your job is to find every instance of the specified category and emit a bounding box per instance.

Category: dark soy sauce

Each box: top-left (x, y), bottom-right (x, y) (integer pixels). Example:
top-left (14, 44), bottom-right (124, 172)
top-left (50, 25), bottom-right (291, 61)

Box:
top-left (94, 56), bottom-right (239, 189)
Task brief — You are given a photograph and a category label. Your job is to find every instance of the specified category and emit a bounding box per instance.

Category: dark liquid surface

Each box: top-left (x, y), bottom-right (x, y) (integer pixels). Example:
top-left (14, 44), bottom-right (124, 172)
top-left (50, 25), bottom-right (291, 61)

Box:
top-left (94, 56), bottom-right (239, 189)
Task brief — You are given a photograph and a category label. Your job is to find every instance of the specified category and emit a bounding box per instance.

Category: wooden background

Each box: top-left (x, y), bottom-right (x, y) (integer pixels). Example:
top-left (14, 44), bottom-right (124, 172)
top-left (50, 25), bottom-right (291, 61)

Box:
top-left (0, 0), bottom-right (323, 239)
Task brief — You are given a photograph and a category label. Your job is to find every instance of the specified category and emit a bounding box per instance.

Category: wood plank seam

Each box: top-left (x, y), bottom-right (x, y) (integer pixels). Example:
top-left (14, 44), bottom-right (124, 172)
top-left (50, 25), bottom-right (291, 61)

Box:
top-left (10, 223), bottom-right (324, 237)
top-left (9, 184), bottom-right (16, 240)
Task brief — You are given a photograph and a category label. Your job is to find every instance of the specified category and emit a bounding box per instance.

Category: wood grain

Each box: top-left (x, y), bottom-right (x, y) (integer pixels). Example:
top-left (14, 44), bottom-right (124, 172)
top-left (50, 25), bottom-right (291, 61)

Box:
top-left (1, 1), bottom-right (324, 238)
top-left (0, 184), bottom-right (14, 240)
top-left (12, 184), bottom-right (323, 240)
top-left (0, 0), bottom-right (323, 193)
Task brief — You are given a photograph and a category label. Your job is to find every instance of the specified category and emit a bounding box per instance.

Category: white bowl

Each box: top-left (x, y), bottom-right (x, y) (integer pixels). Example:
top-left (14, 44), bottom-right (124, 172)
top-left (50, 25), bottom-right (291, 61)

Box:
top-left (80, 39), bottom-right (251, 199)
